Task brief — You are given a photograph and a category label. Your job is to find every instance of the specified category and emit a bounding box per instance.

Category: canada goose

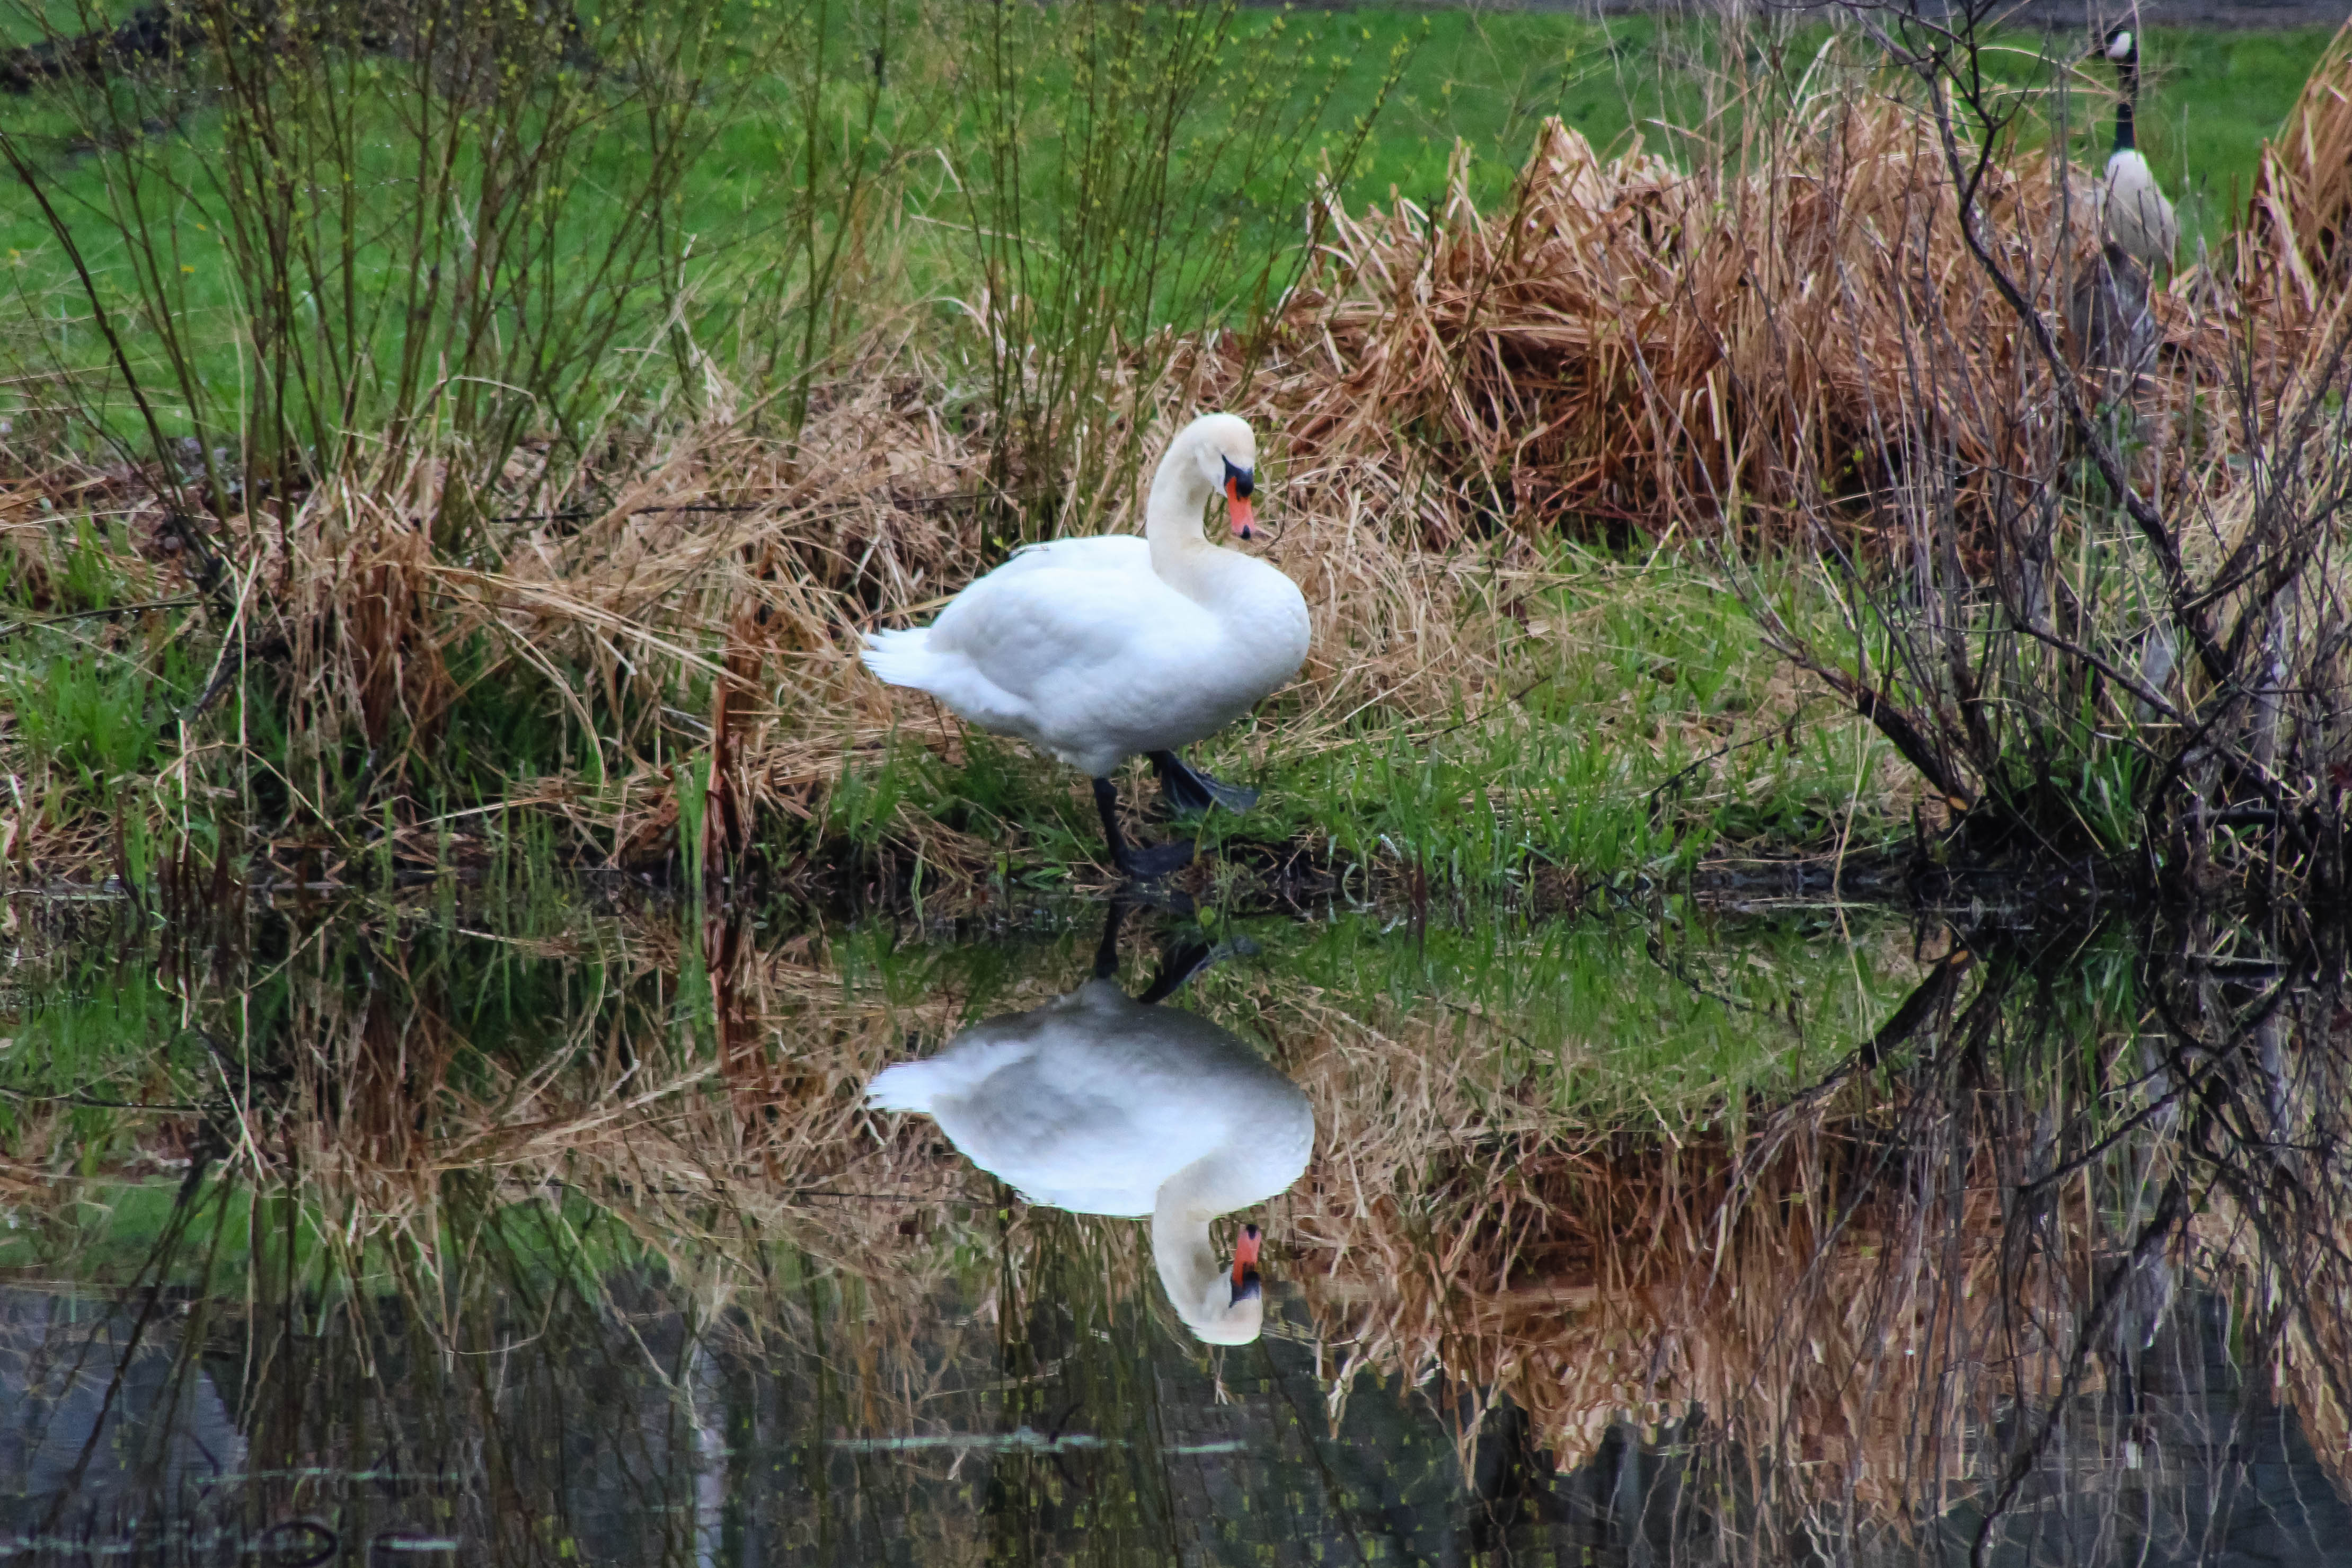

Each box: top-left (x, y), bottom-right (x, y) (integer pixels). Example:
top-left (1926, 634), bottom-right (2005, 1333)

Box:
top-left (2099, 27), bottom-right (2178, 272)
top-left (861, 413), bottom-right (1311, 879)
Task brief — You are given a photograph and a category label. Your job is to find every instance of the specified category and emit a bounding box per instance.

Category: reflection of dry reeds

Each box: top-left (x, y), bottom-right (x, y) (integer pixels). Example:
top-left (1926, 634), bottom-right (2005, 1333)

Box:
top-left (204, 920), bottom-right (2094, 1548)
top-left (1296, 1106), bottom-right (2088, 1513)
top-left (1277, 965), bottom-right (2067, 1526)
top-left (25, 908), bottom-right (2352, 1554)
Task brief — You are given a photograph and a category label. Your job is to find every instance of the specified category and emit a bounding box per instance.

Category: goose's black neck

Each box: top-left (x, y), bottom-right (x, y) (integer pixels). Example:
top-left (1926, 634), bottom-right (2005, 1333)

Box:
top-left (2112, 49), bottom-right (2140, 154)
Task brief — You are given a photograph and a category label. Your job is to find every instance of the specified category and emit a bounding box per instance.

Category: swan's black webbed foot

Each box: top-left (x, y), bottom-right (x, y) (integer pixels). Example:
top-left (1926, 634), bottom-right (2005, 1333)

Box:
top-left (1148, 750), bottom-right (1260, 817)
top-left (1137, 940), bottom-right (1217, 1004)
top-left (1094, 897), bottom-right (1250, 1004)
top-left (1117, 839), bottom-right (1200, 880)
top-left (1093, 776), bottom-right (1198, 881)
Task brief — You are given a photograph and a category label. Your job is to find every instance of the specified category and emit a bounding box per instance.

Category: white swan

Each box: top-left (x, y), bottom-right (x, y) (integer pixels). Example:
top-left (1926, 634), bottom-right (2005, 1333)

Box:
top-left (860, 413), bottom-right (1311, 877)
top-left (866, 940), bottom-right (1313, 1345)
top-left (2099, 28), bottom-right (2177, 272)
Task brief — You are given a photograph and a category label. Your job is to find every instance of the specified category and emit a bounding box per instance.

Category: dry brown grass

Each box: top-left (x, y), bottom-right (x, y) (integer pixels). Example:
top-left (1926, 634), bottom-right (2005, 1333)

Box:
top-left (2244, 18), bottom-right (2352, 308)
top-left (0, 327), bottom-right (1511, 881)
top-left (7, 47), bottom-right (2348, 880)
top-left (1244, 92), bottom-right (2277, 555)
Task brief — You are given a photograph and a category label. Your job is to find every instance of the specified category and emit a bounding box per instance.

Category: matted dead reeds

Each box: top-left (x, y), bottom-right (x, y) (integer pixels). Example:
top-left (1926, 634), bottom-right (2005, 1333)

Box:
top-left (1246, 91), bottom-right (2276, 553)
top-left (2243, 19), bottom-right (2352, 309)
top-left (8, 38), bottom-right (2351, 881)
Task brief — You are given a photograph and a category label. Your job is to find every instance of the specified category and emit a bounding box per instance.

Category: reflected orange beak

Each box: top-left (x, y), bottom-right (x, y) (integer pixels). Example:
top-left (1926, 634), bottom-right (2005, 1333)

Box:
top-left (1231, 1222), bottom-right (1262, 1289)
top-left (1226, 477), bottom-right (1256, 540)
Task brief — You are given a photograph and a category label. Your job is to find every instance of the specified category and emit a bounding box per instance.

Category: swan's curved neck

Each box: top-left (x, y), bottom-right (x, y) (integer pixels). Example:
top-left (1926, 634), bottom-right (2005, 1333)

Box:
top-left (1144, 436), bottom-right (1231, 593)
top-left (1150, 1157), bottom-right (1251, 1332)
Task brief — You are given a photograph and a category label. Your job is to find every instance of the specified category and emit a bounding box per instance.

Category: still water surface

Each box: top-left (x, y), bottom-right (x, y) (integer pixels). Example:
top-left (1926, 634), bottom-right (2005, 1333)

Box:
top-left (1, 896), bottom-right (2347, 1565)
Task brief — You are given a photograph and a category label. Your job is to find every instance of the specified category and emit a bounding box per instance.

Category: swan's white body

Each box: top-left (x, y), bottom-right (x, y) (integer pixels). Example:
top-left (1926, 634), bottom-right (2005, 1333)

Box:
top-left (868, 978), bottom-right (1314, 1344)
top-left (860, 414), bottom-right (1310, 781)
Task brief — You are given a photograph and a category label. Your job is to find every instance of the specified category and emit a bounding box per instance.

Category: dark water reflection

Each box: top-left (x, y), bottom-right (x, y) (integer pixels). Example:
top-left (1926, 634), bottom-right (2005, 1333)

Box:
top-left (1, 898), bottom-right (2350, 1566)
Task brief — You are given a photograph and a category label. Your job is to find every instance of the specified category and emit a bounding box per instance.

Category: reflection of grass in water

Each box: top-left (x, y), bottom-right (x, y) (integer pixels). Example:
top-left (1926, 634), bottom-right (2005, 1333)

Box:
top-left (0, 897), bottom-right (1918, 1301)
top-left (5, 901), bottom-right (2352, 1561)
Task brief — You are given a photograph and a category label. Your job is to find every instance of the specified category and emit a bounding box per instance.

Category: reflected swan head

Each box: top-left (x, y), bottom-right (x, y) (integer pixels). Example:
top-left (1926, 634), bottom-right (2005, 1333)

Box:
top-left (864, 924), bottom-right (1312, 1349)
top-left (1161, 1220), bottom-right (1267, 1346)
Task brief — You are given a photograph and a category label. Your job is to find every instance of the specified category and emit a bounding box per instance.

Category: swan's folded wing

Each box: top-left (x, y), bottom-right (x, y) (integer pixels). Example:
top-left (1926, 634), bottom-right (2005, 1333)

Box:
top-left (982, 535), bottom-right (1151, 581)
top-left (927, 561), bottom-right (1209, 702)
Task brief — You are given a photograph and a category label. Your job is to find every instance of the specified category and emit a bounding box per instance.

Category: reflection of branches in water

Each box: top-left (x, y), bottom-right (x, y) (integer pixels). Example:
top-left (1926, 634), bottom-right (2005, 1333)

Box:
top-left (1297, 913), bottom-right (2352, 1563)
top-left (14, 903), bottom-right (2352, 1563)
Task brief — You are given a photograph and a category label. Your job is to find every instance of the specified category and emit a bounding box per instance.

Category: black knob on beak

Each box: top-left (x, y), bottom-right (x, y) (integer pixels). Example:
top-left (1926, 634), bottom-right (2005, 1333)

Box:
top-left (1223, 456), bottom-right (1254, 500)
top-left (1230, 1221), bottom-right (1263, 1303)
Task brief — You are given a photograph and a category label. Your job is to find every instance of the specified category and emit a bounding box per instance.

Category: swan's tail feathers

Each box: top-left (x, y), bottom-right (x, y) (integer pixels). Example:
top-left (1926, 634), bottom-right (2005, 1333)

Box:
top-left (860, 627), bottom-right (939, 692)
top-left (865, 1061), bottom-right (941, 1113)
top-left (866, 1036), bottom-right (1029, 1112)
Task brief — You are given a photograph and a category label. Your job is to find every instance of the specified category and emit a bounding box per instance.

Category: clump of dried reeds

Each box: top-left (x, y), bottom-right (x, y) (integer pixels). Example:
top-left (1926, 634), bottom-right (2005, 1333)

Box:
top-left (1240, 85), bottom-right (2254, 551)
top-left (146, 326), bottom-right (1516, 880)
top-left (2243, 18), bottom-right (2352, 306)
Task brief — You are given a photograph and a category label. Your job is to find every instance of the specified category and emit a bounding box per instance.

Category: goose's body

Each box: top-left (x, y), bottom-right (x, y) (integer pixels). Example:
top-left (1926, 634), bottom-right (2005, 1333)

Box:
top-left (2098, 29), bottom-right (2177, 272)
top-left (2102, 149), bottom-right (2178, 273)
top-left (861, 413), bottom-right (1310, 875)
top-left (868, 977), bottom-right (1313, 1344)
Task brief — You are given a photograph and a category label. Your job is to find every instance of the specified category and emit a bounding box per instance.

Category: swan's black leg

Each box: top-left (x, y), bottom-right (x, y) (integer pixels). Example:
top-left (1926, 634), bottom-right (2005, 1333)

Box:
top-left (1093, 776), bottom-right (1196, 880)
top-left (1137, 940), bottom-right (1218, 1004)
top-left (1148, 749), bottom-right (1260, 816)
top-left (1091, 898), bottom-right (1129, 980)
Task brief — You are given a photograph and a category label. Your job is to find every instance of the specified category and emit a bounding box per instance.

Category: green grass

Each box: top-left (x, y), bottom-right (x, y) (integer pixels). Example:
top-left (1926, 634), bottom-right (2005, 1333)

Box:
top-left (1291, 11), bottom-right (1678, 210)
top-left (810, 544), bottom-right (1901, 890)
top-left (0, 6), bottom-right (2335, 886)
top-left (1310, 14), bottom-right (2337, 238)
top-left (2133, 26), bottom-right (2337, 241)
top-left (0, 11), bottom-right (2330, 429)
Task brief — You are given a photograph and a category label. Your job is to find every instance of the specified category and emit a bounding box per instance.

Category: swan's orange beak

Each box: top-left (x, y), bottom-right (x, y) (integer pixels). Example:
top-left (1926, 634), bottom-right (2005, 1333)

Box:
top-left (1226, 477), bottom-right (1256, 541)
top-left (1230, 1222), bottom-right (1263, 1302)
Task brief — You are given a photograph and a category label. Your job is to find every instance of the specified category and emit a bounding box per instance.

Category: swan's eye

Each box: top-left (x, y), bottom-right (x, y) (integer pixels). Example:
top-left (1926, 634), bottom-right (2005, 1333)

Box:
top-left (1231, 1268), bottom-right (1262, 1305)
top-left (1223, 457), bottom-right (1254, 500)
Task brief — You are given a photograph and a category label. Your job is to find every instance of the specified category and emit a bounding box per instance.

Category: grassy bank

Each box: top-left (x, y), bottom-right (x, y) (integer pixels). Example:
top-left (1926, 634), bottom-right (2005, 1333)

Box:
top-left (0, 0), bottom-right (2346, 899)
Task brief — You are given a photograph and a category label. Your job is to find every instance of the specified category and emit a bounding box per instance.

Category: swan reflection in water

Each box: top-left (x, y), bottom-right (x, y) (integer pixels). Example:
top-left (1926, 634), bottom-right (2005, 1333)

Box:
top-left (868, 906), bottom-right (1312, 1345)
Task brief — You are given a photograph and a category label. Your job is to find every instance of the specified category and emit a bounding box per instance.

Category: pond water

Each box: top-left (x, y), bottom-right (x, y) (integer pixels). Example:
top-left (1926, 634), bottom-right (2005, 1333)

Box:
top-left (1, 893), bottom-right (2348, 1566)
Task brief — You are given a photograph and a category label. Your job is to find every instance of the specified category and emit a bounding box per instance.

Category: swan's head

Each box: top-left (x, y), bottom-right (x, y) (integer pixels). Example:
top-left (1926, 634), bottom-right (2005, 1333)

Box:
top-left (1184, 413), bottom-right (1259, 541)
top-left (1173, 1222), bottom-right (1267, 1345)
top-left (2103, 26), bottom-right (2134, 63)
